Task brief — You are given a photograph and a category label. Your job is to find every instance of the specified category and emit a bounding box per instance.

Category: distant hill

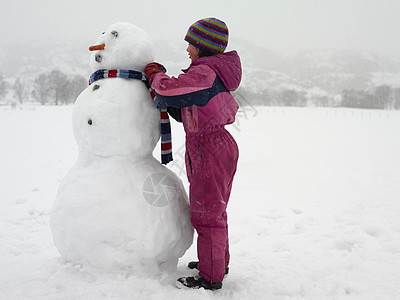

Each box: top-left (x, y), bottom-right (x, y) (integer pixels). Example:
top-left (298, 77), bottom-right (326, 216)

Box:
top-left (1, 37), bottom-right (400, 108)
top-left (0, 38), bottom-right (90, 79)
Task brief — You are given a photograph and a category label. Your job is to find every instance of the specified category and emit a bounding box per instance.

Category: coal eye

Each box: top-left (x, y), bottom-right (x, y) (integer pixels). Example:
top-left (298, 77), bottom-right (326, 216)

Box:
top-left (111, 30), bottom-right (118, 38)
top-left (88, 119), bottom-right (93, 125)
top-left (93, 84), bottom-right (100, 91)
top-left (102, 32), bottom-right (105, 34)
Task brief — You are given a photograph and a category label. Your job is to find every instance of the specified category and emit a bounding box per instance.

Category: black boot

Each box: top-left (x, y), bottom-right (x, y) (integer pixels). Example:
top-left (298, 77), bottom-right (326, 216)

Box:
top-left (188, 261), bottom-right (229, 275)
top-left (176, 275), bottom-right (222, 290)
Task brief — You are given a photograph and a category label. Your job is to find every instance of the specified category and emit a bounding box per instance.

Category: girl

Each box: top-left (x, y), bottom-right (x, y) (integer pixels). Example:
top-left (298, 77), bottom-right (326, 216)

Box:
top-left (144, 17), bottom-right (241, 290)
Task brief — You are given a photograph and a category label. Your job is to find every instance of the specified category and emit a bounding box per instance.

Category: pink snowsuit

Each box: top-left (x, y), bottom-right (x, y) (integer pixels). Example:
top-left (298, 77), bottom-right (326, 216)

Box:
top-left (151, 51), bottom-right (241, 283)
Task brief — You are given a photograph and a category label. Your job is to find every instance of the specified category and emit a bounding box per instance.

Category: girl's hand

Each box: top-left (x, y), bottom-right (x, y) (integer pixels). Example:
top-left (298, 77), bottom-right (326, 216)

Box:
top-left (144, 62), bottom-right (167, 83)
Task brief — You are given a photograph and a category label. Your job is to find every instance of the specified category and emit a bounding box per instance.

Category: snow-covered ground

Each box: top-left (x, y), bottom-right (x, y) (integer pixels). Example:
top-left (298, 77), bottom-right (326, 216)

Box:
top-left (1, 105), bottom-right (400, 300)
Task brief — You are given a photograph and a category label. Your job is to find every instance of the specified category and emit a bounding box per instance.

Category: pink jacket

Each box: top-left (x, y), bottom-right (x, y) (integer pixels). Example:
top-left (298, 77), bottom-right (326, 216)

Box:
top-left (152, 51), bottom-right (241, 283)
top-left (151, 51), bottom-right (242, 134)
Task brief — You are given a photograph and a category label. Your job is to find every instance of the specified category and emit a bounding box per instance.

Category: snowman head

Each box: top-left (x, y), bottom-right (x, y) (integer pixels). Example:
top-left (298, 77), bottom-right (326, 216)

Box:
top-left (89, 22), bottom-right (155, 73)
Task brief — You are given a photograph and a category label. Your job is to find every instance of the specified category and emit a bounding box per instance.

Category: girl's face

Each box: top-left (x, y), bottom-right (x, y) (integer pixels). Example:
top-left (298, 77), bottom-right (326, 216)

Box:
top-left (187, 44), bottom-right (199, 62)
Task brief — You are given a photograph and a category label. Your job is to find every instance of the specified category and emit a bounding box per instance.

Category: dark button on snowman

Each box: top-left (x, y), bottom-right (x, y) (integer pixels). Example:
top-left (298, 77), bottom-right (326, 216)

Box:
top-left (50, 22), bottom-right (193, 272)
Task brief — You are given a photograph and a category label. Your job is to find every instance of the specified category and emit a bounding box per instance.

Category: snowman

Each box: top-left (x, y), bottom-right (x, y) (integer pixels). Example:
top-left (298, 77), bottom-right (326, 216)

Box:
top-left (50, 22), bottom-right (193, 272)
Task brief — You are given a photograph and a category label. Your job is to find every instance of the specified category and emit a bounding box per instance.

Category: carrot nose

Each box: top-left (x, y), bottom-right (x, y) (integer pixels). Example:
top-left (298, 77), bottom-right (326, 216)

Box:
top-left (89, 44), bottom-right (105, 51)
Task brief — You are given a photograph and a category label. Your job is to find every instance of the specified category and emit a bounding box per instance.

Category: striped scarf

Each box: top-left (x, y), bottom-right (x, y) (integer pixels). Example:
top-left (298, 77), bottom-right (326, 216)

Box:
top-left (88, 69), bottom-right (173, 165)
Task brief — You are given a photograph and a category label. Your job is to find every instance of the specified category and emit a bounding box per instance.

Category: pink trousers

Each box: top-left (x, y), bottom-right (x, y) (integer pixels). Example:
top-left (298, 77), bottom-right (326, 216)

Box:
top-left (185, 128), bottom-right (239, 283)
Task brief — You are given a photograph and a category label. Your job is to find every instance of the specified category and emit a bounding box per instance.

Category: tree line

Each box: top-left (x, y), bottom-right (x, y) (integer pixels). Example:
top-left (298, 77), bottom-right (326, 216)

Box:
top-left (0, 70), bottom-right (87, 106)
top-left (236, 85), bottom-right (400, 110)
top-left (341, 86), bottom-right (400, 110)
top-left (2, 71), bottom-right (400, 110)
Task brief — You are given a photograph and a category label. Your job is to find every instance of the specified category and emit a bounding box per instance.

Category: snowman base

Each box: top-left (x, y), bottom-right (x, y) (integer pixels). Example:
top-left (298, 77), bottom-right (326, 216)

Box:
top-left (50, 156), bottom-right (193, 273)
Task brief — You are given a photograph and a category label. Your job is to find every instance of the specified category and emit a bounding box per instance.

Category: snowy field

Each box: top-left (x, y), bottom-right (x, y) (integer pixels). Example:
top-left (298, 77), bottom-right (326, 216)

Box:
top-left (1, 105), bottom-right (400, 300)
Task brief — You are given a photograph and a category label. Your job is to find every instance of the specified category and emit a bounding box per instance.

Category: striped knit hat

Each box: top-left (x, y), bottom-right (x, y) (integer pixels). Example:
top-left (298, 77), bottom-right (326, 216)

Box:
top-left (184, 18), bottom-right (229, 54)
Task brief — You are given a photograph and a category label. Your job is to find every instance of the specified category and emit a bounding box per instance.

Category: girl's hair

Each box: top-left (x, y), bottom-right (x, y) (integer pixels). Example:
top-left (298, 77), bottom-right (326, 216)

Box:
top-left (197, 48), bottom-right (219, 58)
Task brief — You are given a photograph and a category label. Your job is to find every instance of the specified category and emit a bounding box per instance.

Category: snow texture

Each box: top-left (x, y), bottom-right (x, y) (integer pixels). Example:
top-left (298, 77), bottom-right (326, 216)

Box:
top-left (1, 106), bottom-right (400, 299)
top-left (49, 22), bottom-right (193, 272)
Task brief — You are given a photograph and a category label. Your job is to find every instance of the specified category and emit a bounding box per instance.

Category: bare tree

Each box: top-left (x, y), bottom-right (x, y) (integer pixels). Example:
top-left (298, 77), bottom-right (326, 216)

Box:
top-left (393, 88), bottom-right (400, 110)
top-left (0, 74), bottom-right (8, 100)
top-left (32, 73), bottom-right (51, 105)
top-left (68, 75), bottom-right (87, 104)
top-left (13, 78), bottom-right (27, 104)
top-left (343, 89), bottom-right (370, 108)
top-left (48, 70), bottom-right (69, 105)
top-left (374, 85), bottom-right (391, 109)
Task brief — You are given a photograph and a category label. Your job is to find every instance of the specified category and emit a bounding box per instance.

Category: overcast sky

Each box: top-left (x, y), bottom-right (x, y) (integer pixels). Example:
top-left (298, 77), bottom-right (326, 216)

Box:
top-left (1, 0), bottom-right (400, 55)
